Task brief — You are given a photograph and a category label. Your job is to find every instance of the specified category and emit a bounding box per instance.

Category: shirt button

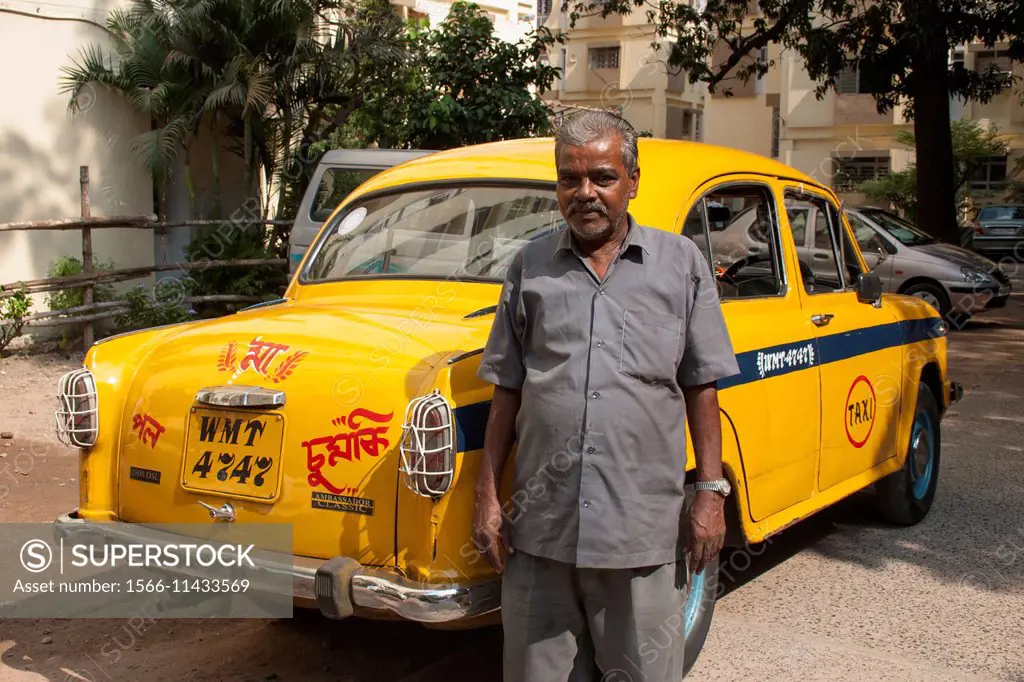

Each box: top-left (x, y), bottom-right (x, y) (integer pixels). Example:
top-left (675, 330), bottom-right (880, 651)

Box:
top-left (598, 290), bottom-right (606, 296)
top-left (582, 500), bottom-right (591, 508)
top-left (596, 341), bottom-right (605, 348)
top-left (591, 391), bottom-right (600, 399)
top-left (586, 446), bottom-right (596, 454)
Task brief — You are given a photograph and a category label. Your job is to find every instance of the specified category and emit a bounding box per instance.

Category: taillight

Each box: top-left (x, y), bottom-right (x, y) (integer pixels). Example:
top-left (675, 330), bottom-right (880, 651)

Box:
top-left (55, 368), bottom-right (99, 448)
top-left (973, 221), bottom-right (984, 235)
top-left (399, 389), bottom-right (456, 498)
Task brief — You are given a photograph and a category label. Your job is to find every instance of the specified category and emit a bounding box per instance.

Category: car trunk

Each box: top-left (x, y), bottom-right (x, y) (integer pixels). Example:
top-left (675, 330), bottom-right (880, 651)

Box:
top-left (113, 296), bottom-right (485, 565)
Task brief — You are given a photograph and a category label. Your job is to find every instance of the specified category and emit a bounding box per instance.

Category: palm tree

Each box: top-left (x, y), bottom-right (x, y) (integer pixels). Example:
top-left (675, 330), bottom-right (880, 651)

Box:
top-left (60, 1), bottom-right (211, 219)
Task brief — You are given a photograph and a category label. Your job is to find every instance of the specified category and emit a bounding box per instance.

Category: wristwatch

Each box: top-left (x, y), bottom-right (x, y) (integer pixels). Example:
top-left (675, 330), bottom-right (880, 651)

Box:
top-left (694, 478), bottom-right (732, 498)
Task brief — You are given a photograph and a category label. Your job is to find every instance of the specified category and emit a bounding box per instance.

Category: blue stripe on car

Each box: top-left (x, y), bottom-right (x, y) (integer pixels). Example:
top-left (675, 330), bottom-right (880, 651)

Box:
top-left (452, 317), bottom-right (945, 453)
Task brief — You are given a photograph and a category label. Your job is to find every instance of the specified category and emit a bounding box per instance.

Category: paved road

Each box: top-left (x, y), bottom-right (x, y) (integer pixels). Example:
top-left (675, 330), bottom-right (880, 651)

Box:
top-left (2, 269), bottom-right (1023, 681)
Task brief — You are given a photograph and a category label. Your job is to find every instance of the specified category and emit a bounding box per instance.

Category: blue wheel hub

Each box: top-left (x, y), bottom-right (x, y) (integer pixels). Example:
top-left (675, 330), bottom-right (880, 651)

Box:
top-left (684, 566), bottom-right (707, 637)
top-left (909, 410), bottom-right (935, 500)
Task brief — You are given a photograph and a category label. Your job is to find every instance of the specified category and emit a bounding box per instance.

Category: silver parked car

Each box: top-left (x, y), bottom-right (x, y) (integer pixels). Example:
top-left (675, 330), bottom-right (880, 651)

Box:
top-left (840, 206), bottom-right (1011, 321)
top-left (971, 204), bottom-right (1024, 259)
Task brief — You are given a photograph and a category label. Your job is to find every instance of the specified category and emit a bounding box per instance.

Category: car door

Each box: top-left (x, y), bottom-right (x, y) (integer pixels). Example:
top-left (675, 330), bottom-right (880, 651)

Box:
top-left (680, 177), bottom-right (820, 522)
top-left (782, 187), bottom-right (905, 492)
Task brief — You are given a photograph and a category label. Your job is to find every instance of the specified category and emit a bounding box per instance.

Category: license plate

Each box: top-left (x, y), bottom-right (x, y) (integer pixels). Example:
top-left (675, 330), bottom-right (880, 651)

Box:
top-left (181, 407), bottom-right (285, 502)
top-left (993, 227), bottom-right (1019, 235)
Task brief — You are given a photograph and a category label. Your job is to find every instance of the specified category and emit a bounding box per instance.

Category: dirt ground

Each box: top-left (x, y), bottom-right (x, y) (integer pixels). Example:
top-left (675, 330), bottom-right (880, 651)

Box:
top-left (1, 267), bottom-right (1023, 681)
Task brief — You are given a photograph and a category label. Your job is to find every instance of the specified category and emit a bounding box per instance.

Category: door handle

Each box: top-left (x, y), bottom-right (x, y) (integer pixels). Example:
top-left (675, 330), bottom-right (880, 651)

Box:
top-left (811, 313), bottom-right (834, 327)
top-left (812, 253), bottom-right (830, 260)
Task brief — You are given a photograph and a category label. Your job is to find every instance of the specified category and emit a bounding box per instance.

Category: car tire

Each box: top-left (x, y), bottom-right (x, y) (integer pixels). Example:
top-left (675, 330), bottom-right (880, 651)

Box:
top-left (902, 282), bottom-right (951, 320)
top-left (683, 554), bottom-right (719, 677)
top-left (876, 382), bottom-right (940, 526)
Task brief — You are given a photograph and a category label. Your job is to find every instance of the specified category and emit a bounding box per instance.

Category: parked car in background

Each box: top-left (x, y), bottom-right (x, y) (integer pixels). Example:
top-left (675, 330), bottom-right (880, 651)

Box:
top-left (970, 204), bottom-right (1024, 259)
top-left (709, 202), bottom-right (1011, 324)
top-left (288, 148), bottom-right (436, 275)
top-left (842, 206), bottom-right (1011, 323)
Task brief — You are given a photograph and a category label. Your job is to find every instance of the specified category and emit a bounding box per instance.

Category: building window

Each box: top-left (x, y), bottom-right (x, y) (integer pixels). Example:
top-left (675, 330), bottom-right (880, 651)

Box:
top-left (694, 111), bottom-right (703, 142)
top-left (975, 50), bottom-right (1013, 74)
top-left (589, 46), bottom-right (620, 70)
top-left (951, 47), bottom-right (965, 69)
top-left (835, 60), bottom-right (889, 95)
top-left (970, 156), bottom-right (1009, 191)
top-left (537, 0), bottom-right (551, 24)
top-left (836, 65), bottom-right (860, 94)
top-left (770, 105), bottom-right (780, 158)
top-left (833, 156), bottom-right (891, 192)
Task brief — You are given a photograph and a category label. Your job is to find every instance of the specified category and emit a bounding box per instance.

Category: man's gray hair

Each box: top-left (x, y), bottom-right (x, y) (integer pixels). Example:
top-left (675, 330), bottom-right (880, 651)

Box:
top-left (554, 110), bottom-right (639, 175)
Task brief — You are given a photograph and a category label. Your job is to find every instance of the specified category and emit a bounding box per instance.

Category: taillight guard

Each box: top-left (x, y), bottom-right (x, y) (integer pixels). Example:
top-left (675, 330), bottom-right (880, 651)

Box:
top-left (399, 389), bottom-right (456, 498)
top-left (54, 368), bottom-right (99, 448)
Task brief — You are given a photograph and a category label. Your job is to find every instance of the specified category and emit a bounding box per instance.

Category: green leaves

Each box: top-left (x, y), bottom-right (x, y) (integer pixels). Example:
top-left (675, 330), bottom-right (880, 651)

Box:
top-left (0, 289), bottom-right (32, 354)
top-left (398, 1), bottom-right (563, 150)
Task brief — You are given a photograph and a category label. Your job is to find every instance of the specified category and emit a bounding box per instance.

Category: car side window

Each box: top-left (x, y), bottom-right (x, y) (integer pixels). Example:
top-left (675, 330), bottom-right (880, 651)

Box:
top-left (845, 211), bottom-right (879, 251)
top-left (786, 208), bottom-right (808, 246)
top-left (785, 192), bottom-right (844, 294)
top-left (811, 211), bottom-right (832, 249)
top-left (681, 201), bottom-right (713, 266)
top-left (681, 184), bottom-right (784, 300)
top-left (830, 203), bottom-right (865, 285)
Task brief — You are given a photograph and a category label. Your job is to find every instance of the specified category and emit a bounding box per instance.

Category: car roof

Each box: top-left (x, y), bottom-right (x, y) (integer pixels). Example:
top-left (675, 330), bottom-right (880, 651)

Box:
top-left (318, 148), bottom-right (436, 168)
top-left (342, 137), bottom-right (826, 220)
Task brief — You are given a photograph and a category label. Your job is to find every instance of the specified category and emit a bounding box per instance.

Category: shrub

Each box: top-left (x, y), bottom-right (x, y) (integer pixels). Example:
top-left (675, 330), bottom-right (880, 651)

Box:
top-left (46, 255), bottom-right (118, 310)
top-left (113, 284), bottom-right (193, 333)
top-left (0, 289), bottom-right (32, 353)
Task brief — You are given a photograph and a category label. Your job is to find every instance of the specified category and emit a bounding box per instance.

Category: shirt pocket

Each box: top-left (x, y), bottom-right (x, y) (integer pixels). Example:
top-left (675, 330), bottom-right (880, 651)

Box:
top-left (618, 309), bottom-right (682, 387)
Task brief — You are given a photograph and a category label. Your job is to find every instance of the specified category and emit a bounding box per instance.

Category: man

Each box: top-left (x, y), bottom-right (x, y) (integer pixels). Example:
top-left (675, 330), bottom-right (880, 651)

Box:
top-left (472, 110), bottom-right (740, 681)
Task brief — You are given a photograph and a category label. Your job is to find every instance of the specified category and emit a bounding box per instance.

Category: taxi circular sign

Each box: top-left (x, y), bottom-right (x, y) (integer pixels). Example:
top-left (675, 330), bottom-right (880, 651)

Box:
top-left (845, 375), bottom-right (877, 448)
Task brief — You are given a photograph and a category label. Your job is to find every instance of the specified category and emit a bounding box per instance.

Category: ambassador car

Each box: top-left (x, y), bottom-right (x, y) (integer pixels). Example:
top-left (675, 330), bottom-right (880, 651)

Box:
top-left (53, 138), bottom-right (961, 676)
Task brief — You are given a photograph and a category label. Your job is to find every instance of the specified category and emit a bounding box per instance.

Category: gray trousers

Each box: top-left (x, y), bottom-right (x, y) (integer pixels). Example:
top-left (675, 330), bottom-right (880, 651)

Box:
top-left (501, 551), bottom-right (690, 682)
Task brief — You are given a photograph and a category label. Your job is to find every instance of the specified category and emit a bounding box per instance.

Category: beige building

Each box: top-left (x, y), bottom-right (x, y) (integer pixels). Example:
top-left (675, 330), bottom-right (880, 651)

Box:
top-left (538, 0), bottom-right (707, 140)
top-left (393, 0), bottom-right (537, 42)
top-left (542, 3), bottom-right (1024, 207)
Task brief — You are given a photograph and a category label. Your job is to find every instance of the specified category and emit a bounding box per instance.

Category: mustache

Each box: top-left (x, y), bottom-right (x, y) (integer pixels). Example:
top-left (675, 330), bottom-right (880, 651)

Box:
top-left (569, 201), bottom-right (607, 215)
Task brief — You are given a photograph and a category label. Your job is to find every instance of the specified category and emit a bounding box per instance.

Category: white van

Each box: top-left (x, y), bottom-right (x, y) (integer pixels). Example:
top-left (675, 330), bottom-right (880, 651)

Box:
top-left (288, 148), bottom-right (436, 275)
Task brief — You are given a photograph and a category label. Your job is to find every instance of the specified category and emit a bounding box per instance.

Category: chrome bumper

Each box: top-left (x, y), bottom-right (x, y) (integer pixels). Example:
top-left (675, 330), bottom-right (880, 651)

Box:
top-left (53, 510), bottom-right (501, 624)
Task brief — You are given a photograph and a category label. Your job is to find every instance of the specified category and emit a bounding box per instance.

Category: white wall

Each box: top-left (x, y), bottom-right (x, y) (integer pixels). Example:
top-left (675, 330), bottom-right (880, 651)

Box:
top-left (0, 0), bottom-right (155, 315)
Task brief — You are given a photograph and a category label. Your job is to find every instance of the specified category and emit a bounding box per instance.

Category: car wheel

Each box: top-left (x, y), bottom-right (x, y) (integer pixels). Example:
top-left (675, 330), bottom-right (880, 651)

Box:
top-left (876, 382), bottom-right (940, 525)
top-left (902, 282), bottom-right (951, 319)
top-left (683, 555), bottom-right (719, 677)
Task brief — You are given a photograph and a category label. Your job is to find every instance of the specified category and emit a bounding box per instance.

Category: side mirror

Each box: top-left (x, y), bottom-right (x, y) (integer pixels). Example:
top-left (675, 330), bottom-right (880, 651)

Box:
top-left (874, 241), bottom-right (889, 264)
top-left (856, 271), bottom-right (883, 305)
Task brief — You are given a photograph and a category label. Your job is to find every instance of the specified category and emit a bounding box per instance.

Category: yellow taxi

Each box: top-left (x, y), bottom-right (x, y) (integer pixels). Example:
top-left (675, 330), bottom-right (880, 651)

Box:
top-left (53, 137), bottom-right (961, 674)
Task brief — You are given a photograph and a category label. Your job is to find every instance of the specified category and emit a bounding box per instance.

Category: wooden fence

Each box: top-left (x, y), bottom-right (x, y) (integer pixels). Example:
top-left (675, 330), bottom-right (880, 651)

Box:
top-left (0, 166), bottom-right (290, 348)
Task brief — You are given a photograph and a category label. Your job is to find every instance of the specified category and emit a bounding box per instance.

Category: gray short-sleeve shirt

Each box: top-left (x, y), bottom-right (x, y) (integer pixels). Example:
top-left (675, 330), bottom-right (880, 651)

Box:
top-left (477, 213), bottom-right (740, 569)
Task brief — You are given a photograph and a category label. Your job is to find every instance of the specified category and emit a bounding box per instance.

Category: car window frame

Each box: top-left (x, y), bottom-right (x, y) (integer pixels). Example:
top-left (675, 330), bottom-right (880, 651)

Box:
top-left (783, 186), bottom-right (862, 294)
top-left (679, 179), bottom-right (789, 302)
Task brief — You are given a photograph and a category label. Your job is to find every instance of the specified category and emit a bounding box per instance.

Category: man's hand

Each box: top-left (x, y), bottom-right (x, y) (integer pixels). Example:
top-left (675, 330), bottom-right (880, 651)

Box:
top-left (682, 381), bottom-right (727, 575)
top-left (687, 490), bottom-right (726, 574)
top-left (472, 490), bottom-right (513, 573)
top-left (473, 385), bottom-right (521, 573)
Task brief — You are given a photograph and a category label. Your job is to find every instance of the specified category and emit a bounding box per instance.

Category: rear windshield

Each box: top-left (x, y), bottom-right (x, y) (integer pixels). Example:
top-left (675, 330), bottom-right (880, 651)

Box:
top-left (302, 184), bottom-right (564, 283)
top-left (979, 206), bottom-right (1024, 221)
